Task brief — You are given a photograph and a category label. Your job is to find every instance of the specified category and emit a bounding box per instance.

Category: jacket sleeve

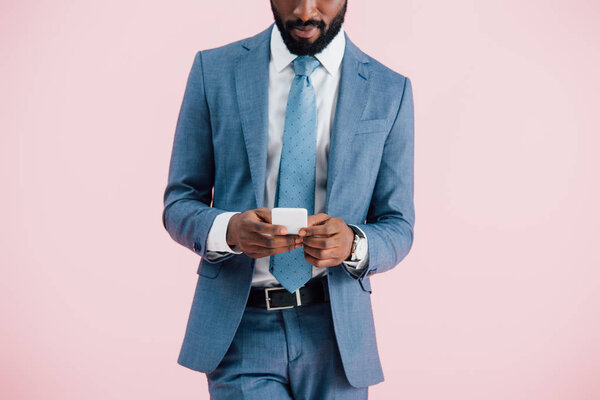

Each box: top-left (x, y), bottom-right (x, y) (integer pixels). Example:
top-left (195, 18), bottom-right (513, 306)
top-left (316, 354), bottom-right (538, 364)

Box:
top-left (162, 51), bottom-right (234, 262)
top-left (354, 77), bottom-right (415, 281)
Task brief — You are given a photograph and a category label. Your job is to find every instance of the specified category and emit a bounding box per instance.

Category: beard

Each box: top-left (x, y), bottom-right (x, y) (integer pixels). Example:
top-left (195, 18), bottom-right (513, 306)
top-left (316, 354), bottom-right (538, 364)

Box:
top-left (270, 0), bottom-right (347, 56)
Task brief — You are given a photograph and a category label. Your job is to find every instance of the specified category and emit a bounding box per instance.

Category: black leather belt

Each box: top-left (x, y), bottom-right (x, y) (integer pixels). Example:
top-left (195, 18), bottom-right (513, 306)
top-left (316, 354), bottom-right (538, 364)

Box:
top-left (247, 277), bottom-right (329, 310)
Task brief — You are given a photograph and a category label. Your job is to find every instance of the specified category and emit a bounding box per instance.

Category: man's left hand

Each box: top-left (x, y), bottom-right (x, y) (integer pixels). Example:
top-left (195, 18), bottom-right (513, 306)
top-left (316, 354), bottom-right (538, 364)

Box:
top-left (298, 213), bottom-right (354, 268)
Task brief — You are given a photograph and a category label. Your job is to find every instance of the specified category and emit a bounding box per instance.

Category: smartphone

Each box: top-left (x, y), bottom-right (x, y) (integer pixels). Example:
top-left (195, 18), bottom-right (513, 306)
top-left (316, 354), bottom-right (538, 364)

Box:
top-left (271, 208), bottom-right (308, 235)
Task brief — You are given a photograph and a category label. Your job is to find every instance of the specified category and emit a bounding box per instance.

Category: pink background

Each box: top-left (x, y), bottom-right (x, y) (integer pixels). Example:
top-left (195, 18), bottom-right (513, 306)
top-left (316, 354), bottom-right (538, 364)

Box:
top-left (1, 0), bottom-right (599, 398)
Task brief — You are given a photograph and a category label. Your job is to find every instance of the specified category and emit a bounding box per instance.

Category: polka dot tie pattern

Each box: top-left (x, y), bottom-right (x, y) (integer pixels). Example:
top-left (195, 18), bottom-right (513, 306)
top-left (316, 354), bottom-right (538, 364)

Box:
top-left (269, 56), bottom-right (321, 293)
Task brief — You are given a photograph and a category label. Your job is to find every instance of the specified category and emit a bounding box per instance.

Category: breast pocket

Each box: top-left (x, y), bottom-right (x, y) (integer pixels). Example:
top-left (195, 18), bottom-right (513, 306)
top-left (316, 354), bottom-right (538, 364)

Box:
top-left (354, 118), bottom-right (388, 135)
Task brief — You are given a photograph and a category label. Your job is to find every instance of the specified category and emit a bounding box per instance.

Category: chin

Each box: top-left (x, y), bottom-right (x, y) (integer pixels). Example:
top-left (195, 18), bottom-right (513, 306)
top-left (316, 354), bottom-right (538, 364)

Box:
top-left (292, 36), bottom-right (320, 45)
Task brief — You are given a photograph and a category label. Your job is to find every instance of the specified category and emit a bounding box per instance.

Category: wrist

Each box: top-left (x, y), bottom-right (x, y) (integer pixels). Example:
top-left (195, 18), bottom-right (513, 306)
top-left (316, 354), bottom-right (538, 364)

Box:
top-left (226, 213), bottom-right (239, 248)
top-left (344, 225), bottom-right (356, 261)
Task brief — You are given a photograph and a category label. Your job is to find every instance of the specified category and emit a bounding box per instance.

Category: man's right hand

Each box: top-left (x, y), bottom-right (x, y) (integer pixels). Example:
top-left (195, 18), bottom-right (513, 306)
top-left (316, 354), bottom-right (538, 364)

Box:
top-left (226, 208), bottom-right (302, 259)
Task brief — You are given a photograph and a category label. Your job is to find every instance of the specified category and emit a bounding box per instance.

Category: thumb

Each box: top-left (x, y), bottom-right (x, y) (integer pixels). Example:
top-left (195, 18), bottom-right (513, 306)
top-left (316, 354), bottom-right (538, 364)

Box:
top-left (307, 213), bottom-right (330, 227)
top-left (254, 208), bottom-right (272, 223)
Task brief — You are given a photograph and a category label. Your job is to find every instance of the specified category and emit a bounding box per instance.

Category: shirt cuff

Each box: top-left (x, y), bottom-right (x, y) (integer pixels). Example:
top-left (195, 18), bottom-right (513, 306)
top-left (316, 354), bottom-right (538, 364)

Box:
top-left (205, 211), bottom-right (242, 255)
top-left (343, 252), bottom-right (369, 275)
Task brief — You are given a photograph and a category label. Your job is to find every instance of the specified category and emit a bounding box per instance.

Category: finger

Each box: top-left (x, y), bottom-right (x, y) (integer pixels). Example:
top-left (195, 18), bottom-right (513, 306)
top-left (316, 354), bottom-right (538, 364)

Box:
top-left (307, 213), bottom-right (330, 227)
top-left (303, 252), bottom-right (339, 268)
top-left (301, 220), bottom-right (338, 237)
top-left (302, 244), bottom-right (339, 260)
top-left (242, 244), bottom-right (297, 259)
top-left (249, 233), bottom-right (300, 248)
top-left (269, 242), bottom-right (303, 256)
top-left (299, 214), bottom-right (332, 237)
top-left (241, 236), bottom-right (302, 252)
top-left (302, 235), bottom-right (337, 249)
top-left (254, 208), bottom-right (272, 223)
top-left (251, 221), bottom-right (288, 235)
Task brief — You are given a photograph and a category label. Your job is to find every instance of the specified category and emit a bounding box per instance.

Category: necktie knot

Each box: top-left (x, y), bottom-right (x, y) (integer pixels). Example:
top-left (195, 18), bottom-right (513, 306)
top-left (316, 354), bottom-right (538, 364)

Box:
top-left (293, 56), bottom-right (320, 77)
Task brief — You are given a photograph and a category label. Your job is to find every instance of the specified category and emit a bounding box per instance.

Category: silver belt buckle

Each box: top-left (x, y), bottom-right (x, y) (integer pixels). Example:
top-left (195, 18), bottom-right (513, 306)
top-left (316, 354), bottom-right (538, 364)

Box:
top-left (265, 286), bottom-right (303, 311)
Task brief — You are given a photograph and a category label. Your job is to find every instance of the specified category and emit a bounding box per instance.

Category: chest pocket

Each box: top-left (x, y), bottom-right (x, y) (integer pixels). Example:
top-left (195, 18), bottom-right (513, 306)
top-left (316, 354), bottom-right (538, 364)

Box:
top-left (354, 118), bottom-right (388, 135)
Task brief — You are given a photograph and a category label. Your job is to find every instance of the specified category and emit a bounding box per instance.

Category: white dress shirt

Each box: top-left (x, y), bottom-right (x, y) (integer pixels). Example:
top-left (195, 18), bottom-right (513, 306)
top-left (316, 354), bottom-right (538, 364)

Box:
top-left (204, 24), bottom-right (368, 287)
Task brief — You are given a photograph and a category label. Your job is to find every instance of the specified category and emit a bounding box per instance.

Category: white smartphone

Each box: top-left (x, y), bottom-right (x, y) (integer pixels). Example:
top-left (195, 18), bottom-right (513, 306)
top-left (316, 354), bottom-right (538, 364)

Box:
top-left (271, 208), bottom-right (308, 235)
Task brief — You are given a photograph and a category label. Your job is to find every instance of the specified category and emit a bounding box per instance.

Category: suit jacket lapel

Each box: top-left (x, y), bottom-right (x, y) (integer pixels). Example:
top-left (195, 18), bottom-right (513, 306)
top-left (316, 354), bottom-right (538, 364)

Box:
top-left (325, 35), bottom-right (371, 214)
top-left (234, 27), bottom-right (370, 213)
top-left (235, 27), bottom-right (272, 209)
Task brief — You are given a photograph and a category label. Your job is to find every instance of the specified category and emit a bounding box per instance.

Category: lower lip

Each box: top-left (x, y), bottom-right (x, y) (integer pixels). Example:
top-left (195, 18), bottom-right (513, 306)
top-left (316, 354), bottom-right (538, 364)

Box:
top-left (293, 26), bottom-right (318, 39)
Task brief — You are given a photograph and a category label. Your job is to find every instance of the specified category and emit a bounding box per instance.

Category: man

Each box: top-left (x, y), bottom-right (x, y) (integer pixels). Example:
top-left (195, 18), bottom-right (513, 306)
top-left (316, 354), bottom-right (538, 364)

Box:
top-left (162, 0), bottom-right (414, 398)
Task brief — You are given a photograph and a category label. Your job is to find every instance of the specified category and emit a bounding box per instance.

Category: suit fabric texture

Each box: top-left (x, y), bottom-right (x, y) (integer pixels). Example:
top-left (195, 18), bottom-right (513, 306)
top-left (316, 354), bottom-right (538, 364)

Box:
top-left (206, 300), bottom-right (368, 399)
top-left (162, 24), bottom-right (415, 388)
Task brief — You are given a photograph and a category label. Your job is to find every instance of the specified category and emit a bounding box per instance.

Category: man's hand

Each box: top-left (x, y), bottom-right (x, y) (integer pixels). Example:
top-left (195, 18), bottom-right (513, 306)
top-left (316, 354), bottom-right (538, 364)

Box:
top-left (226, 208), bottom-right (302, 259)
top-left (298, 213), bottom-right (354, 268)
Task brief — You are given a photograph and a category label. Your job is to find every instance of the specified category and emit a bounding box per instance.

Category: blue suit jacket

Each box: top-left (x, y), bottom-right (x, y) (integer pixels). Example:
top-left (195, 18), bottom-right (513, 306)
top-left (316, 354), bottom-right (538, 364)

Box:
top-left (163, 24), bottom-right (414, 388)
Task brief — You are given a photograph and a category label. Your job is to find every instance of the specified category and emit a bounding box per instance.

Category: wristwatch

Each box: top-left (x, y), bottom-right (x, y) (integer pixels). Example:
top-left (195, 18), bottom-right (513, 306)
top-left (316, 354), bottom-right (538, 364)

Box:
top-left (347, 225), bottom-right (367, 262)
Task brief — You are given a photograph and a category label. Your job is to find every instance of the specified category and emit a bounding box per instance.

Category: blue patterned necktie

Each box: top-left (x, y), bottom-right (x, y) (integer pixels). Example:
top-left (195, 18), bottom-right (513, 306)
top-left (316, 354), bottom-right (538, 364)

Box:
top-left (269, 56), bottom-right (321, 293)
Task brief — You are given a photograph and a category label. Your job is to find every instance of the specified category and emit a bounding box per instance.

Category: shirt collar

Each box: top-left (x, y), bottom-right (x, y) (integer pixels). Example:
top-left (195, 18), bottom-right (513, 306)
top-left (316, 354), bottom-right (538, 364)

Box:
top-left (270, 23), bottom-right (346, 76)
